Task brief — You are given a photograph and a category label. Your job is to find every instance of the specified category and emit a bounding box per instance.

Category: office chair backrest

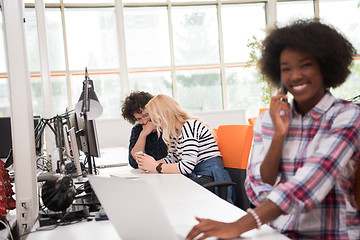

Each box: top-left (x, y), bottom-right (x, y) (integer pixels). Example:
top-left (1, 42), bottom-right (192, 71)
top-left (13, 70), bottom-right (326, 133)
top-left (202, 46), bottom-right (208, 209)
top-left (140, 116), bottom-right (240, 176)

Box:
top-left (259, 108), bottom-right (269, 115)
top-left (216, 125), bottom-right (253, 210)
top-left (217, 125), bottom-right (253, 169)
top-left (213, 128), bottom-right (218, 136)
top-left (248, 108), bottom-right (269, 126)
top-left (248, 117), bottom-right (256, 126)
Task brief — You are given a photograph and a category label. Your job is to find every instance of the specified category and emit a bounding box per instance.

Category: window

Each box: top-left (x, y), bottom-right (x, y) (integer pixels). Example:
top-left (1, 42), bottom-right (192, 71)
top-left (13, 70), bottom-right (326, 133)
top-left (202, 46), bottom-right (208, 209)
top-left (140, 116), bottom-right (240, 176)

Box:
top-left (128, 71), bottom-right (173, 97)
top-left (64, 8), bottom-right (119, 70)
top-left (176, 68), bottom-right (223, 112)
top-left (319, 0), bottom-right (360, 52)
top-left (124, 2), bottom-right (268, 116)
top-left (221, 3), bottom-right (266, 118)
top-left (221, 3), bottom-right (266, 63)
top-left (332, 60), bottom-right (360, 100)
top-left (172, 5), bottom-right (219, 66)
top-left (0, 11), bottom-right (10, 117)
top-left (320, 0), bottom-right (360, 99)
top-left (25, 8), bottom-right (40, 72)
top-left (0, 11), bottom-right (7, 73)
top-left (71, 72), bottom-right (121, 118)
top-left (277, 0), bottom-right (315, 26)
top-left (124, 7), bottom-right (171, 68)
top-left (0, 78), bottom-right (10, 117)
top-left (45, 8), bottom-right (66, 71)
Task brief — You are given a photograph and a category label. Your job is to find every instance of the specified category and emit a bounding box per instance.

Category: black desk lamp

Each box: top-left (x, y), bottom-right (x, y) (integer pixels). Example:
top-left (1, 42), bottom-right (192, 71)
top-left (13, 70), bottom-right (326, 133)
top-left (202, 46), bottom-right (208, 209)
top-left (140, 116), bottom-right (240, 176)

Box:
top-left (75, 68), bottom-right (103, 120)
top-left (75, 68), bottom-right (103, 174)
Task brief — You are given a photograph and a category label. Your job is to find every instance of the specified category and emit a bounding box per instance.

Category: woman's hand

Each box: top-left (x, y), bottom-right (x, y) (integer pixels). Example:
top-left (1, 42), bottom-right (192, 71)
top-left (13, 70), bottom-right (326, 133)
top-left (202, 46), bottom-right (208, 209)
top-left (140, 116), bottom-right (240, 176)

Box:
top-left (142, 120), bottom-right (156, 136)
top-left (270, 90), bottom-right (290, 137)
top-left (260, 90), bottom-right (290, 185)
top-left (135, 153), bottom-right (157, 173)
top-left (185, 217), bottom-right (240, 240)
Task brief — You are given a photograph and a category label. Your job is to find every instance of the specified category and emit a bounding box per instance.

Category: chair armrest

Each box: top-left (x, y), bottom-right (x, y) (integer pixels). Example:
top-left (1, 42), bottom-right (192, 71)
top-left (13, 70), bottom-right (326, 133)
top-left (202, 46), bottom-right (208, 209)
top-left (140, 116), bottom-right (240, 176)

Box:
top-left (202, 181), bottom-right (236, 188)
top-left (202, 181), bottom-right (236, 202)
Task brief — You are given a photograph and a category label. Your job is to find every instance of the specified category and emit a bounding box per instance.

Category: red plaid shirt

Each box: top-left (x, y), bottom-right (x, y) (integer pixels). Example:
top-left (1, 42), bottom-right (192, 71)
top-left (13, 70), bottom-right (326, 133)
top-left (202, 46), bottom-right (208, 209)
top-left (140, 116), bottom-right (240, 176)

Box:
top-left (245, 92), bottom-right (360, 239)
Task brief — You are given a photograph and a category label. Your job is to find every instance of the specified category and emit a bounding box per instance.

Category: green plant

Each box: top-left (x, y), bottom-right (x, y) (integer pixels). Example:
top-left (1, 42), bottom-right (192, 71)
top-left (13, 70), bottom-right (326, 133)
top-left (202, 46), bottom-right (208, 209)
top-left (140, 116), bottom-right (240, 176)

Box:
top-left (245, 36), bottom-right (272, 105)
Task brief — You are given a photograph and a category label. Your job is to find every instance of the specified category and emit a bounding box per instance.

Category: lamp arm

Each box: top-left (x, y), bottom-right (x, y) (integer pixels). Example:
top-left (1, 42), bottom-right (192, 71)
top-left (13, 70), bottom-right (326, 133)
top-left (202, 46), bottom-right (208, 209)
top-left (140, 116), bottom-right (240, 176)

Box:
top-left (81, 68), bottom-right (90, 116)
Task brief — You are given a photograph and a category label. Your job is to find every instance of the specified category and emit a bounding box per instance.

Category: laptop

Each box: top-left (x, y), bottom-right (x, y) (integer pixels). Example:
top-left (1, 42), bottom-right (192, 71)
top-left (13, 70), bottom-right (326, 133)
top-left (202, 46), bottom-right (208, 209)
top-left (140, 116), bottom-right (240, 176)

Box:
top-left (87, 175), bottom-right (187, 240)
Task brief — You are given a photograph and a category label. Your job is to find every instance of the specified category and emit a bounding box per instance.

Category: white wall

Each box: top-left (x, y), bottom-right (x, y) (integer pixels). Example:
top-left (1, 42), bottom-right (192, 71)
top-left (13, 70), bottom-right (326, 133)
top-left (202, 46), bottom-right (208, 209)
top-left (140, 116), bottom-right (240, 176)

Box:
top-left (96, 109), bottom-right (247, 148)
top-left (96, 117), bottom-right (133, 148)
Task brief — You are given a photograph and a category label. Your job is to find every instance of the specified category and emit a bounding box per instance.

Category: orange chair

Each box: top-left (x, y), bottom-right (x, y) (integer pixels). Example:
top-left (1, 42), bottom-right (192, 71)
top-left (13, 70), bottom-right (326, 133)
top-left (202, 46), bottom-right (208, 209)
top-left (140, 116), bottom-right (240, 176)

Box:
top-left (248, 117), bottom-right (256, 126)
top-left (217, 125), bottom-right (253, 170)
top-left (248, 108), bottom-right (269, 126)
top-left (259, 108), bottom-right (269, 115)
top-left (213, 128), bottom-right (218, 136)
top-left (216, 125), bottom-right (254, 209)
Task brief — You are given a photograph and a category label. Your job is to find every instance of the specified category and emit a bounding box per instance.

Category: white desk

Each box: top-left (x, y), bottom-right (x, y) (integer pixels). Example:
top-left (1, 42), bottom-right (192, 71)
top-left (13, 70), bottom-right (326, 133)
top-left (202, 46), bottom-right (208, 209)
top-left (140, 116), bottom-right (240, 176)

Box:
top-left (27, 148), bottom-right (289, 240)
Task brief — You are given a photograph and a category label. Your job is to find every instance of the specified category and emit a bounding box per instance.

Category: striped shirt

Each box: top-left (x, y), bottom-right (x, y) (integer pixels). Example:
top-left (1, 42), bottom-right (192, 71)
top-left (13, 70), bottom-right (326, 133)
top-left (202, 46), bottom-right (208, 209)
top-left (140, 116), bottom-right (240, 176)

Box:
top-left (245, 92), bottom-right (360, 239)
top-left (164, 119), bottom-right (221, 175)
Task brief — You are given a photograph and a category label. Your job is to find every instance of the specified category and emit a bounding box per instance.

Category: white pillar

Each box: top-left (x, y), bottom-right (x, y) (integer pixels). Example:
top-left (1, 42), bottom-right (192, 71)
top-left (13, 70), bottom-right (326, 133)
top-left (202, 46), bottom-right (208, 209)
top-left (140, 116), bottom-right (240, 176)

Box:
top-left (35, 0), bottom-right (56, 163)
top-left (115, 0), bottom-right (129, 99)
top-left (1, 0), bottom-right (39, 235)
top-left (267, 0), bottom-right (277, 27)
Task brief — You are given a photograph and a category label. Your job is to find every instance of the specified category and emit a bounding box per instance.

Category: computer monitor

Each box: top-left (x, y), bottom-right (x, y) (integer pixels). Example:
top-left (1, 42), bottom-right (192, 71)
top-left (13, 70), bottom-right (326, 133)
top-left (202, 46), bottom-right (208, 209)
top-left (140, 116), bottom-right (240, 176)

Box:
top-left (0, 116), bottom-right (44, 159)
top-left (67, 112), bottom-right (81, 153)
top-left (68, 112), bottom-right (100, 158)
top-left (0, 118), bottom-right (12, 159)
top-left (67, 127), bottom-right (83, 181)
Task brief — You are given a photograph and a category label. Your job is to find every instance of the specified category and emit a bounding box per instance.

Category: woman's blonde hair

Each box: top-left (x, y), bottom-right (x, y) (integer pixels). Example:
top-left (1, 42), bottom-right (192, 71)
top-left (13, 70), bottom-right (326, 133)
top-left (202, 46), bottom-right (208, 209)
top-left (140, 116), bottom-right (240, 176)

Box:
top-left (146, 94), bottom-right (218, 149)
top-left (145, 94), bottom-right (190, 146)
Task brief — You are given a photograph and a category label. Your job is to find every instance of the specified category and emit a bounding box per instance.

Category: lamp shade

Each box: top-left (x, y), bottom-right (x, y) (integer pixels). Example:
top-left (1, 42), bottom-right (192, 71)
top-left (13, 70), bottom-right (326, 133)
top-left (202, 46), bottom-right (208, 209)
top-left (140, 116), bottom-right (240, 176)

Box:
top-left (75, 78), bottom-right (103, 120)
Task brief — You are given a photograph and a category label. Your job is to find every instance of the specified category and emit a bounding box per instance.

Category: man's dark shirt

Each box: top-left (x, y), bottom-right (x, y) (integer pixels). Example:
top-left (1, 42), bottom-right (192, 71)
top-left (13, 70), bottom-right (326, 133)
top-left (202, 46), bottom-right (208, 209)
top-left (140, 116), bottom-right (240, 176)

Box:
top-left (128, 124), bottom-right (168, 168)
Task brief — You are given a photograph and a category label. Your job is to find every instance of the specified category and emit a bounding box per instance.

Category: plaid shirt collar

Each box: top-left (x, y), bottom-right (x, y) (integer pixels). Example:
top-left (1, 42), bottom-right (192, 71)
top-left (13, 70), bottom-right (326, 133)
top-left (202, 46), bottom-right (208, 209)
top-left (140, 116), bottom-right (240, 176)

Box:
top-left (291, 91), bottom-right (335, 120)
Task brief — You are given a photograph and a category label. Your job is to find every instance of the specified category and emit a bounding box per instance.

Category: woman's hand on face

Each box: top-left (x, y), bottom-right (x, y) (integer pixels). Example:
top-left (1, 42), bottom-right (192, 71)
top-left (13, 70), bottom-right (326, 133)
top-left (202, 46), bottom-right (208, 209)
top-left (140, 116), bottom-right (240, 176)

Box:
top-left (142, 121), bottom-right (156, 136)
top-left (142, 120), bottom-right (156, 136)
top-left (270, 90), bottom-right (290, 136)
top-left (185, 217), bottom-right (240, 240)
top-left (135, 153), bottom-right (157, 172)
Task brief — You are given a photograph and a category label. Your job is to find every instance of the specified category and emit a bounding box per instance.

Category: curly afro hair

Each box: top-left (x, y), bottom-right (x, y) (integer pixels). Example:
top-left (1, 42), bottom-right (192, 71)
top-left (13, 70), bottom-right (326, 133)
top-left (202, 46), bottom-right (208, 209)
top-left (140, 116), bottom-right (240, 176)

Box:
top-left (258, 19), bottom-right (356, 89)
top-left (121, 91), bottom-right (154, 124)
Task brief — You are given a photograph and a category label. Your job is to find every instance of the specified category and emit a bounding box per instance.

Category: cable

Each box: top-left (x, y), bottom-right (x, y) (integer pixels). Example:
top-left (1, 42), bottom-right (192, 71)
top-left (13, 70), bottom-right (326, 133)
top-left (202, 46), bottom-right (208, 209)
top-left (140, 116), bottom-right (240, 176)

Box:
top-left (348, 94), bottom-right (360, 102)
top-left (0, 218), bottom-right (14, 240)
top-left (37, 156), bottom-right (52, 172)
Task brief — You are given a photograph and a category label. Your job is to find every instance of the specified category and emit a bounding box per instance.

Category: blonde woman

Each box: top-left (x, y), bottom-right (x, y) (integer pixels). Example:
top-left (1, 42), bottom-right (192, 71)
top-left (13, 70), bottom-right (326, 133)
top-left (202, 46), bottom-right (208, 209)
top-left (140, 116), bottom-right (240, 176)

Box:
top-left (135, 94), bottom-right (234, 202)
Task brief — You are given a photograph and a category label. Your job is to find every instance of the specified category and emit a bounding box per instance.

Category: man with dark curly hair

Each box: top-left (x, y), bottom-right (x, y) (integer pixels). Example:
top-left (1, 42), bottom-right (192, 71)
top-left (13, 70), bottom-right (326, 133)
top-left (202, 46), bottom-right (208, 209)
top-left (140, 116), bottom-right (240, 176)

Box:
top-left (121, 91), bottom-right (167, 168)
top-left (187, 19), bottom-right (360, 240)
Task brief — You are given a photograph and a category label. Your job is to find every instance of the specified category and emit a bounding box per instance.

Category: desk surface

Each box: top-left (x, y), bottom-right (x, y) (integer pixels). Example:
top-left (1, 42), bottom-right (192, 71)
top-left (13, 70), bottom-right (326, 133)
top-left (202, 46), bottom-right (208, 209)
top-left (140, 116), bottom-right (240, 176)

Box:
top-left (27, 148), bottom-right (289, 240)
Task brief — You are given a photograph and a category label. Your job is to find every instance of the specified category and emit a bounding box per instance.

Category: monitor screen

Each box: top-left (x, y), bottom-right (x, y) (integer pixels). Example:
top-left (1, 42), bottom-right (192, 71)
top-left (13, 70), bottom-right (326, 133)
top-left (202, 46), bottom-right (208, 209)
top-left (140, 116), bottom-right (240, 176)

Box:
top-left (0, 118), bottom-right (12, 159)
top-left (0, 116), bottom-right (43, 159)
top-left (67, 112), bottom-right (81, 152)
top-left (69, 113), bottom-right (101, 158)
